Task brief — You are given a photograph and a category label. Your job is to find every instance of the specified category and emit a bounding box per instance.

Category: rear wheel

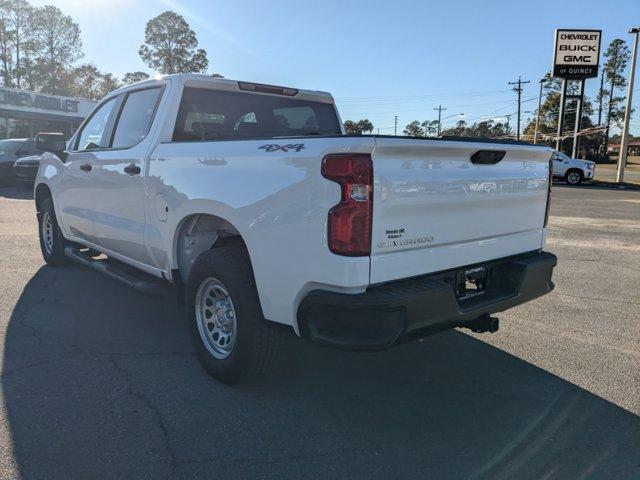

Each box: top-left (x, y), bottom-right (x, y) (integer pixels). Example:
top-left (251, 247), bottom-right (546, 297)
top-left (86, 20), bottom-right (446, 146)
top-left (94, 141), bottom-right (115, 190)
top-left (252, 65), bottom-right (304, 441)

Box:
top-left (565, 169), bottom-right (583, 185)
top-left (38, 196), bottom-right (71, 267)
top-left (186, 246), bottom-right (276, 384)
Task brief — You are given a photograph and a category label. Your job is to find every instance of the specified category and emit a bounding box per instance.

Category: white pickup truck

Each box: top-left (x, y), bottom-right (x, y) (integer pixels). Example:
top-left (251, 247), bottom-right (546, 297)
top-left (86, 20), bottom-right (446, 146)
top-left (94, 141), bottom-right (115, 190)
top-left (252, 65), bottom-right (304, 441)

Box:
top-left (33, 74), bottom-right (557, 383)
top-left (551, 150), bottom-right (596, 185)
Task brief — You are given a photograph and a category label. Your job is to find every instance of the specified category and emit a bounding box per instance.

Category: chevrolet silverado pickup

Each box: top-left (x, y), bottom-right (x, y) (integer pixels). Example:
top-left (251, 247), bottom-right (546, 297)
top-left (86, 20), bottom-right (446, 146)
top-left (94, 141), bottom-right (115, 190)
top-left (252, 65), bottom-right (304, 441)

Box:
top-left (33, 74), bottom-right (557, 383)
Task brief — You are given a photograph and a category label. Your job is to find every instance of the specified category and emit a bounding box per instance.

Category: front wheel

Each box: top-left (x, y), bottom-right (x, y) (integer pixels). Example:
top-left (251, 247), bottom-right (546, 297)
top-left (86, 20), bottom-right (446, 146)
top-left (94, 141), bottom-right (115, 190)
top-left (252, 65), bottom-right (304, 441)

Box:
top-left (38, 196), bottom-right (71, 267)
top-left (186, 246), bottom-right (276, 384)
top-left (565, 169), bottom-right (583, 185)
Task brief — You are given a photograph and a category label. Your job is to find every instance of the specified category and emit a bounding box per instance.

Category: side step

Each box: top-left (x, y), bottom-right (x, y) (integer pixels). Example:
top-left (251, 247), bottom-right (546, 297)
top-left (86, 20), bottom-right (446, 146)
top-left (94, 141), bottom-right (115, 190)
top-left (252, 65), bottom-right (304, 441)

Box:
top-left (64, 246), bottom-right (169, 298)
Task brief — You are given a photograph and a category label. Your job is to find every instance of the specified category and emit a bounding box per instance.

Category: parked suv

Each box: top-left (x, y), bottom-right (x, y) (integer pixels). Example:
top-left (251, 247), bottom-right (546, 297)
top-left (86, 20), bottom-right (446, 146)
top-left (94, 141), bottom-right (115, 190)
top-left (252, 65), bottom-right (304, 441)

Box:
top-left (551, 150), bottom-right (595, 185)
top-left (33, 74), bottom-right (557, 383)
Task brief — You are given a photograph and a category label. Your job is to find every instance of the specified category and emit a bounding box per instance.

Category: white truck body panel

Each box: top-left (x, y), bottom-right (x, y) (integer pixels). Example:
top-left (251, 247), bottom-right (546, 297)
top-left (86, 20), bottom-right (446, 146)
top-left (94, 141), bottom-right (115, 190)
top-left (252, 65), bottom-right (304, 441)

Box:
top-left (369, 138), bottom-right (550, 284)
top-left (35, 74), bottom-right (554, 332)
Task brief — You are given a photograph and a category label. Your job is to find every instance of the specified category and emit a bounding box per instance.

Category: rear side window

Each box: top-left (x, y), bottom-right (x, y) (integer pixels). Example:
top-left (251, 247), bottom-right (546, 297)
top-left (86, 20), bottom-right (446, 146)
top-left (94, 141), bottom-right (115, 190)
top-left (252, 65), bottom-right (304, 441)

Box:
top-left (172, 87), bottom-right (341, 142)
top-left (112, 87), bottom-right (162, 149)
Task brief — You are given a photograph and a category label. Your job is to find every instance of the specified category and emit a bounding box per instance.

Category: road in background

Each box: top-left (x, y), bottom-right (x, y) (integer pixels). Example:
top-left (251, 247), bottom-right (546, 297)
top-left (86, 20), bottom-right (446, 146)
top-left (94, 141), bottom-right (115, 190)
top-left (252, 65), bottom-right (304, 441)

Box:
top-left (0, 185), bottom-right (638, 479)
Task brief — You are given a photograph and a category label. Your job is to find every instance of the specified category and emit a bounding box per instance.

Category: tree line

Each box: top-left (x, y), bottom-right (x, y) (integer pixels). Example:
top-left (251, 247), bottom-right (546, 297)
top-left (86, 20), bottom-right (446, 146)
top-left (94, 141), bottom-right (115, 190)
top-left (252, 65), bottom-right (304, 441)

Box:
top-left (344, 37), bottom-right (635, 158)
top-left (0, 1), bottom-right (211, 100)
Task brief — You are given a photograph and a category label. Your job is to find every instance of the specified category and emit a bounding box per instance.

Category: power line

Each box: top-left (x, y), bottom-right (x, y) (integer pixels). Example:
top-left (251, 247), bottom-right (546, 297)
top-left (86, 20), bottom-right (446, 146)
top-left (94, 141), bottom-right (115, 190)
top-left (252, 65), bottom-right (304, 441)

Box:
top-left (336, 88), bottom-right (509, 103)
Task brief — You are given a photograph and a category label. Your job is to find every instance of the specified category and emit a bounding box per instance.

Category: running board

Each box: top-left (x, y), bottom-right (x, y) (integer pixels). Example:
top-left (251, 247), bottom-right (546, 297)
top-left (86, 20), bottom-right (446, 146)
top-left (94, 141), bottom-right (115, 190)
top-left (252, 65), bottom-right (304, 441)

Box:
top-left (64, 246), bottom-right (169, 298)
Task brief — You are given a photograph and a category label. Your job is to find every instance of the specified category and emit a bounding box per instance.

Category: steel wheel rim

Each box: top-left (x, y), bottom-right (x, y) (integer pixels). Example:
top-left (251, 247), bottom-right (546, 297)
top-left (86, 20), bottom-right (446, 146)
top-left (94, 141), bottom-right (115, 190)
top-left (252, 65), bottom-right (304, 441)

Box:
top-left (567, 172), bottom-right (580, 184)
top-left (42, 211), bottom-right (54, 255)
top-left (195, 277), bottom-right (237, 359)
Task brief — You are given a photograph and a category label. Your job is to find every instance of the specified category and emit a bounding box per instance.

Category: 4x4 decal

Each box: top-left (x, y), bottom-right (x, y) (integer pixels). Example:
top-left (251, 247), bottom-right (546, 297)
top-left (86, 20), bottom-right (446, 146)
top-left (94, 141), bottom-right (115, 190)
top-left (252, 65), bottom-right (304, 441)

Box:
top-left (259, 143), bottom-right (305, 152)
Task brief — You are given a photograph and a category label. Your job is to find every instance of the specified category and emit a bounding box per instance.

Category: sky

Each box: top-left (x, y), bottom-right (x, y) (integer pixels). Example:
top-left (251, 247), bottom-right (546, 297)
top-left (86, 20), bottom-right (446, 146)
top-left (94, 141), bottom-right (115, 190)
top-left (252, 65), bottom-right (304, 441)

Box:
top-left (34, 0), bottom-right (640, 135)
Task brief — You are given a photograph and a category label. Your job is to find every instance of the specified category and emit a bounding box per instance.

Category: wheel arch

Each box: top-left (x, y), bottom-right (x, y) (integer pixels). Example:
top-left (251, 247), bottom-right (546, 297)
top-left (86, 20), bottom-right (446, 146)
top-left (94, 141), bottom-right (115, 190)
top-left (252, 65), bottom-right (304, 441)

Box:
top-left (172, 212), bottom-right (250, 284)
top-left (34, 182), bottom-right (52, 212)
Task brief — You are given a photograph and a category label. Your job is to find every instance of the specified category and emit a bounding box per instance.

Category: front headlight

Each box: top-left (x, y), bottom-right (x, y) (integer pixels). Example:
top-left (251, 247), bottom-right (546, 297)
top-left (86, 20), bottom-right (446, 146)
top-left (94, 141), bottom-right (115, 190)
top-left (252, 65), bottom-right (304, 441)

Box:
top-left (584, 162), bottom-right (594, 170)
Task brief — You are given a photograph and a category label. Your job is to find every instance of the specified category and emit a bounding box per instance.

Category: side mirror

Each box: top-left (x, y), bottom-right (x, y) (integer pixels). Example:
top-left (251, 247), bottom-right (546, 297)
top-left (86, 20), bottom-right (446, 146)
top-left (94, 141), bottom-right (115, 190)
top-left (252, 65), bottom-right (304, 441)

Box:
top-left (36, 132), bottom-right (67, 160)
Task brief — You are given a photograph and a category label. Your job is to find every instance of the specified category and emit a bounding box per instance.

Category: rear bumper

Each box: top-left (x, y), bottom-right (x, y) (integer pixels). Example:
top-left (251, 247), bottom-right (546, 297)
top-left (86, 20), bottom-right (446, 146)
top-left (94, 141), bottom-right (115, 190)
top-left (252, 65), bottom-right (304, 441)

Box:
top-left (298, 251), bottom-right (557, 350)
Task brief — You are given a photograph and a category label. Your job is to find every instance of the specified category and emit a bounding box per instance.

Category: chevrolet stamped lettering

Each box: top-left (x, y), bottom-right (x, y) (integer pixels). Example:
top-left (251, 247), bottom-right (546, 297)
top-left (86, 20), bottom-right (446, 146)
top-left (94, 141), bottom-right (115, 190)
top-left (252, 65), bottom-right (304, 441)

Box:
top-left (377, 236), bottom-right (434, 248)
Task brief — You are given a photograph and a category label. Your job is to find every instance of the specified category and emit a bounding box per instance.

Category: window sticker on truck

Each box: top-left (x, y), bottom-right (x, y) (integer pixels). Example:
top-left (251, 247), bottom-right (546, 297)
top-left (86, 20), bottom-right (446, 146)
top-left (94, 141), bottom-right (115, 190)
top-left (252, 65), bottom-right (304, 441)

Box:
top-left (258, 143), bottom-right (305, 152)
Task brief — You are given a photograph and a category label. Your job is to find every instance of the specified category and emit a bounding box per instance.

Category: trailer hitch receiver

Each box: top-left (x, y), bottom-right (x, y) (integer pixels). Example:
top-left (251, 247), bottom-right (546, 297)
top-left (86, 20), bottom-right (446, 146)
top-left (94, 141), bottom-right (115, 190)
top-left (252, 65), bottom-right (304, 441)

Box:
top-left (465, 314), bottom-right (500, 334)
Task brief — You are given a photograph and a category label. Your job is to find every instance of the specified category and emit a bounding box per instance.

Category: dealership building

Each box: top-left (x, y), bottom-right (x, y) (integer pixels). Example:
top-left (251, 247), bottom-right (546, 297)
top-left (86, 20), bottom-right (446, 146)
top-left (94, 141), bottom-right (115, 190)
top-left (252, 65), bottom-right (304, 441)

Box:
top-left (0, 86), bottom-right (97, 139)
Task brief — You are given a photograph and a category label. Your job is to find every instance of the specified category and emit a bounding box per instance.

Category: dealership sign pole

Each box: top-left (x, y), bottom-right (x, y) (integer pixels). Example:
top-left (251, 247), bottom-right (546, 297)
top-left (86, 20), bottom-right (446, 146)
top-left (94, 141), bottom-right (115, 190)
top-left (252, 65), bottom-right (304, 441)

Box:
top-left (552, 29), bottom-right (602, 155)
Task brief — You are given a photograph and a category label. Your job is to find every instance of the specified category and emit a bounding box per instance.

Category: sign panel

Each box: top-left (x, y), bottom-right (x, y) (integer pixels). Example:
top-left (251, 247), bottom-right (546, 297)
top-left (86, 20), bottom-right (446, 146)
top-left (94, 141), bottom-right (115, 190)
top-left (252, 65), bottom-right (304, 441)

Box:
top-left (553, 29), bottom-right (602, 79)
top-left (0, 86), bottom-right (96, 118)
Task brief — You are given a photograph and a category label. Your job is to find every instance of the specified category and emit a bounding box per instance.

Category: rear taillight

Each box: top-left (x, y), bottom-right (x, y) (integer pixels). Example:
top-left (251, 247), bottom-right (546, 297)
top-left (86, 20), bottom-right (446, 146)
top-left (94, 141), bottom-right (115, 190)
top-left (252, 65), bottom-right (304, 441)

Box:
top-left (321, 154), bottom-right (373, 256)
top-left (544, 157), bottom-right (552, 227)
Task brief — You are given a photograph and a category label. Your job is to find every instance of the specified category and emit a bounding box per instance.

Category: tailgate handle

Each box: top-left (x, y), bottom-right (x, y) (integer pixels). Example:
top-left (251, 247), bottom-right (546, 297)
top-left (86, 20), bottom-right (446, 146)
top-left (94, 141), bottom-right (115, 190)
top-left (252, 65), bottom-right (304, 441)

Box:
top-left (471, 150), bottom-right (505, 164)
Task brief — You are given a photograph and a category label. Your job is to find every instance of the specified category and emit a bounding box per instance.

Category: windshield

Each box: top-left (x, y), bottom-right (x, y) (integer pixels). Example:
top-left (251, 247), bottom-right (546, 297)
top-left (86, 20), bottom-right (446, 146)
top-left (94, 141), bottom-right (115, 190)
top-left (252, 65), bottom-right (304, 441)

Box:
top-left (0, 140), bottom-right (24, 154)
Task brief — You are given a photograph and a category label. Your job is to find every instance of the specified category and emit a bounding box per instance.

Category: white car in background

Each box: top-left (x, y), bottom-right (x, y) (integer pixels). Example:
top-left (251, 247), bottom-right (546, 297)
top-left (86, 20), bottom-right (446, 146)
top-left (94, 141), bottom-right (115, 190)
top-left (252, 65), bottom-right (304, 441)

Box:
top-left (551, 150), bottom-right (595, 185)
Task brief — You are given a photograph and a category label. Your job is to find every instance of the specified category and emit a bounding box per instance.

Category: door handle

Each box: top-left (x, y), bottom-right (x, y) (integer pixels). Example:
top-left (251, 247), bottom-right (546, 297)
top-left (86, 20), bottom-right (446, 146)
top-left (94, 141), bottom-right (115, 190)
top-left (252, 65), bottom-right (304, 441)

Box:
top-left (124, 164), bottom-right (141, 175)
top-left (79, 163), bottom-right (92, 172)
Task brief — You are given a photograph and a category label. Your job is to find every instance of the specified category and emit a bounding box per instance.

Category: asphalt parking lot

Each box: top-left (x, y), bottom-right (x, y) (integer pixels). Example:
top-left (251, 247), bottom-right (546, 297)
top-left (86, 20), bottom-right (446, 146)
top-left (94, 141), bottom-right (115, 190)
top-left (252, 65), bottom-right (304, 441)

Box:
top-left (0, 184), bottom-right (638, 479)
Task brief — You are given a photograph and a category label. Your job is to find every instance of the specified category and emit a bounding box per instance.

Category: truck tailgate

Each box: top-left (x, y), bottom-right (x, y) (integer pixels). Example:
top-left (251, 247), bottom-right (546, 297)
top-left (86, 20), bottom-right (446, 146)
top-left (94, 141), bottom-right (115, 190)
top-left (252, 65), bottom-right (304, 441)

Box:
top-left (370, 137), bottom-right (552, 284)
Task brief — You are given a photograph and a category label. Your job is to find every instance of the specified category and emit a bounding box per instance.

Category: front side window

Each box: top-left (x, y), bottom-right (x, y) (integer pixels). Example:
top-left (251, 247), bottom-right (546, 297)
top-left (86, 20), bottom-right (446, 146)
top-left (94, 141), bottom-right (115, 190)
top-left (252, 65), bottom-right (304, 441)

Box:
top-left (77, 97), bottom-right (117, 151)
top-left (112, 88), bottom-right (162, 149)
top-left (172, 87), bottom-right (341, 142)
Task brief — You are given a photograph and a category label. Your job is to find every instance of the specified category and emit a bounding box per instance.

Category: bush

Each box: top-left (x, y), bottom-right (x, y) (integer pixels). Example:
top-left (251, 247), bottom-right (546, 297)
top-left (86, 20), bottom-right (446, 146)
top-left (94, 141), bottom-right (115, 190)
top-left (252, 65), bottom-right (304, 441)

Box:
top-left (586, 152), bottom-right (615, 164)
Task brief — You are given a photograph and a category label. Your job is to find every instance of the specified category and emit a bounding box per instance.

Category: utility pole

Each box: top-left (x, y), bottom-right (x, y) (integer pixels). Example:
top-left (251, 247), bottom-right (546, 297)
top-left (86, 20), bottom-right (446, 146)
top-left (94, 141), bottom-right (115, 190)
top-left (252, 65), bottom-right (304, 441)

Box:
top-left (394, 115), bottom-right (398, 136)
top-left (508, 76), bottom-right (530, 141)
top-left (603, 48), bottom-right (619, 155)
top-left (617, 27), bottom-right (639, 183)
top-left (597, 69), bottom-right (605, 125)
top-left (434, 105), bottom-right (447, 136)
top-left (505, 114), bottom-right (512, 134)
top-left (533, 76), bottom-right (547, 144)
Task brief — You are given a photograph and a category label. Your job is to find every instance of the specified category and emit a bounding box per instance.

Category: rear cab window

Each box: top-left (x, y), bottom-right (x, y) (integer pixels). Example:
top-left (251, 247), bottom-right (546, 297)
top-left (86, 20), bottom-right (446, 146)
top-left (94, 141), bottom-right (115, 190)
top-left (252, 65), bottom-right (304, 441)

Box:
top-left (172, 87), bottom-right (341, 142)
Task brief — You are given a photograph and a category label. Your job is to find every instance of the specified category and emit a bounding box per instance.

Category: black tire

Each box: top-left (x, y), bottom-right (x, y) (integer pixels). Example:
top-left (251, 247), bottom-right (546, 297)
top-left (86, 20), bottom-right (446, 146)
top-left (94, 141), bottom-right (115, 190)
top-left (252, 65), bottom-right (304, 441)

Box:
top-left (564, 169), bottom-right (583, 185)
top-left (38, 196), bottom-right (71, 267)
top-left (186, 246), bottom-right (276, 384)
